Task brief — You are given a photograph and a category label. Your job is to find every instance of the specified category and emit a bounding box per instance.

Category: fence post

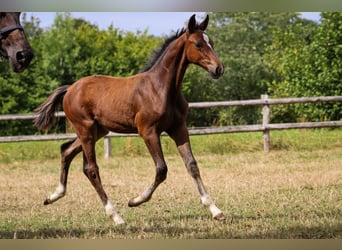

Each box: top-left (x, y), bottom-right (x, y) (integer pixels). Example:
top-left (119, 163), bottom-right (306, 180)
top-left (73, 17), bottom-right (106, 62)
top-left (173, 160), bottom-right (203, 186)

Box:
top-left (261, 94), bottom-right (270, 152)
top-left (104, 137), bottom-right (112, 159)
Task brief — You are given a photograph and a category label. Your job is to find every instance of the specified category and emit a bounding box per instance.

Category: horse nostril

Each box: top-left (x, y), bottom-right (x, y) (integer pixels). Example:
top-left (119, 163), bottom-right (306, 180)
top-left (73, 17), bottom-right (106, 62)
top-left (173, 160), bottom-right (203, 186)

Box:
top-left (16, 51), bottom-right (25, 61)
top-left (216, 65), bottom-right (224, 77)
top-left (16, 49), bottom-right (34, 63)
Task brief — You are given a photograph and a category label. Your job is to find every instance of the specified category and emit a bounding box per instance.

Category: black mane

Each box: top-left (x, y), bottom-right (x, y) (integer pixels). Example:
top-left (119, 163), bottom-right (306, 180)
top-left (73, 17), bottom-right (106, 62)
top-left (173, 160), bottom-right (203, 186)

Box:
top-left (140, 28), bottom-right (186, 72)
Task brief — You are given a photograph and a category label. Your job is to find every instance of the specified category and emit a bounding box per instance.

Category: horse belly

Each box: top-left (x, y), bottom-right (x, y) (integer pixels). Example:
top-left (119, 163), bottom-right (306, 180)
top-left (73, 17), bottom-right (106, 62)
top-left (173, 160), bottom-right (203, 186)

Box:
top-left (93, 96), bottom-right (137, 133)
top-left (96, 112), bottom-right (138, 134)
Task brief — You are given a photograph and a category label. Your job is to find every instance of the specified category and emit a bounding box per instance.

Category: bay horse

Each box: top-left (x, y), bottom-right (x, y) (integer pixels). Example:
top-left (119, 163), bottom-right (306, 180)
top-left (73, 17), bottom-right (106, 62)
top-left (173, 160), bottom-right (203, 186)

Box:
top-left (34, 14), bottom-right (224, 224)
top-left (0, 12), bottom-right (34, 72)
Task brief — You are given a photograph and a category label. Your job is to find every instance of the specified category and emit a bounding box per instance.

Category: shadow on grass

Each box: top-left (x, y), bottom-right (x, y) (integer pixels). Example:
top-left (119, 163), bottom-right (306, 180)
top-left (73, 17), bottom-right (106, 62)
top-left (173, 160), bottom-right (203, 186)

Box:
top-left (1, 205), bottom-right (342, 239)
top-left (244, 224), bottom-right (342, 239)
top-left (0, 226), bottom-right (197, 239)
top-left (0, 228), bottom-right (86, 239)
top-left (1, 216), bottom-right (341, 239)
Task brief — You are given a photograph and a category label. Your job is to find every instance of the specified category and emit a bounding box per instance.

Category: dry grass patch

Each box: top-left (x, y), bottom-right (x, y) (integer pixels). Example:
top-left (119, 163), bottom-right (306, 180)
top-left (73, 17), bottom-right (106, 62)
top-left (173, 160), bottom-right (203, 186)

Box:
top-left (1, 145), bottom-right (341, 238)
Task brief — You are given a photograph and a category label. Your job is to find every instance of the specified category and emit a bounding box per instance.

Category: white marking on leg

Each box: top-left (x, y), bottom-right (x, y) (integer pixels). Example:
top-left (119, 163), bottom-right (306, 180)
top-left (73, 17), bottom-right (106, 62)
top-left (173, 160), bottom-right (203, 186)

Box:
top-left (49, 182), bottom-right (66, 203)
top-left (105, 201), bottom-right (125, 225)
top-left (129, 185), bottom-right (154, 206)
top-left (201, 195), bottom-right (223, 219)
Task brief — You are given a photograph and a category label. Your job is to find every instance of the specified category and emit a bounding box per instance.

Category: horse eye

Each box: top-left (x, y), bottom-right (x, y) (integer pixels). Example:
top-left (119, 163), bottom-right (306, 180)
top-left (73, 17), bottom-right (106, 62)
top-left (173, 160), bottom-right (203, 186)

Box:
top-left (195, 42), bottom-right (203, 49)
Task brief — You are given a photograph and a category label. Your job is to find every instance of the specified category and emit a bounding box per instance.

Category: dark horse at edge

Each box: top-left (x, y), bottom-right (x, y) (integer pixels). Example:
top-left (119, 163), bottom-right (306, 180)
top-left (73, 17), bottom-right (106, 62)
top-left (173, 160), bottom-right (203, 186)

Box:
top-left (0, 12), bottom-right (34, 72)
top-left (34, 14), bottom-right (225, 224)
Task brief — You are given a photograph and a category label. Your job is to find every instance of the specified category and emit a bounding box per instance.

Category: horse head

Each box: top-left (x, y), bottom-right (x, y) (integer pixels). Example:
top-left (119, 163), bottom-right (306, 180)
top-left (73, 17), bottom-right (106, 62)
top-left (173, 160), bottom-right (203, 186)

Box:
top-left (185, 14), bottom-right (224, 79)
top-left (0, 12), bottom-right (34, 73)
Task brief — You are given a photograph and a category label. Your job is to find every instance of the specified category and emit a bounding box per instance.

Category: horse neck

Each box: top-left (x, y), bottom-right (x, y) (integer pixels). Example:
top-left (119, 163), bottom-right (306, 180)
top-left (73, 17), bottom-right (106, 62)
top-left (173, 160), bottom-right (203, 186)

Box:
top-left (149, 34), bottom-right (188, 94)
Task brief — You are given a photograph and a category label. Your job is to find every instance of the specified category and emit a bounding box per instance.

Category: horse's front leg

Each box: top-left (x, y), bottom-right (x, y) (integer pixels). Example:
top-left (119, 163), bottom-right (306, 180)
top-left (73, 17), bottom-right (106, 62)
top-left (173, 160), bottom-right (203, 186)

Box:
top-left (168, 124), bottom-right (225, 221)
top-left (128, 128), bottom-right (168, 207)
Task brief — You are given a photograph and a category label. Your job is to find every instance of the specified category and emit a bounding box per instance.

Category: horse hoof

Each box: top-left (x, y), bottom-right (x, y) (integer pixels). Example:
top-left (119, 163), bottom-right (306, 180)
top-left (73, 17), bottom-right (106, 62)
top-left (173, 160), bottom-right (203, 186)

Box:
top-left (214, 212), bottom-right (225, 221)
top-left (128, 199), bottom-right (138, 207)
top-left (113, 215), bottom-right (125, 225)
top-left (43, 198), bottom-right (51, 205)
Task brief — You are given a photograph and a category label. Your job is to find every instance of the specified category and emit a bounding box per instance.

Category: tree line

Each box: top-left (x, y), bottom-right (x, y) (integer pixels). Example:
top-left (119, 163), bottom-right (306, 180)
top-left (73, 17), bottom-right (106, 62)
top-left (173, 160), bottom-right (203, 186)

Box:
top-left (0, 12), bottom-right (341, 136)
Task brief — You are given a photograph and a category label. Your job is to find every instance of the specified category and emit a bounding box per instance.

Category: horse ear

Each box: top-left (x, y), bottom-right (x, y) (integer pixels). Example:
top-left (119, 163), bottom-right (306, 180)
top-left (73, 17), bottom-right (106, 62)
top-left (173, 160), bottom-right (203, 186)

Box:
top-left (188, 14), bottom-right (197, 34)
top-left (199, 15), bottom-right (209, 31)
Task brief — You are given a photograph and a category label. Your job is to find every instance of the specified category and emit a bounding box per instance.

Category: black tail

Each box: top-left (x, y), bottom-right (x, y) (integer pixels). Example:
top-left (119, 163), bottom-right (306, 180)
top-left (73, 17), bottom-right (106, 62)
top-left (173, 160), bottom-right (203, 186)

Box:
top-left (33, 85), bottom-right (70, 131)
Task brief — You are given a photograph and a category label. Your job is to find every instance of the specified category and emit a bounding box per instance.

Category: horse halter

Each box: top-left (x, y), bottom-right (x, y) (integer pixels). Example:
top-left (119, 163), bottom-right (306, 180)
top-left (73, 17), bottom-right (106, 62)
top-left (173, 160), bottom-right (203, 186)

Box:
top-left (0, 24), bottom-right (23, 40)
top-left (0, 24), bottom-right (24, 60)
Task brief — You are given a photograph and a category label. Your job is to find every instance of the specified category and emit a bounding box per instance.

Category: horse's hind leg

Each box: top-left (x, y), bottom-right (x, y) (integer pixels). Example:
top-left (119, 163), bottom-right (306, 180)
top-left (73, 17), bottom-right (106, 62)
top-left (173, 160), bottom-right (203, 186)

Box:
top-left (78, 125), bottom-right (125, 225)
top-left (44, 138), bottom-right (82, 205)
top-left (168, 124), bottom-right (225, 221)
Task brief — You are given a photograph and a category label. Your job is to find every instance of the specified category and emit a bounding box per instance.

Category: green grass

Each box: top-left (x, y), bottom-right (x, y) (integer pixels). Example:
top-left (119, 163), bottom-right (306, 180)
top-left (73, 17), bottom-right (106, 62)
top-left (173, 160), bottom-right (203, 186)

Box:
top-left (1, 128), bottom-right (341, 162)
top-left (0, 129), bottom-right (341, 238)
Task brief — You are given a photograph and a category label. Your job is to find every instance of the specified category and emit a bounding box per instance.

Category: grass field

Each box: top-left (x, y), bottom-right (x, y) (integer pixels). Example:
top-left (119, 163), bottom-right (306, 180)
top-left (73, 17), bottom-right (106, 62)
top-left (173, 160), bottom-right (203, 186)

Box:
top-left (0, 129), bottom-right (341, 239)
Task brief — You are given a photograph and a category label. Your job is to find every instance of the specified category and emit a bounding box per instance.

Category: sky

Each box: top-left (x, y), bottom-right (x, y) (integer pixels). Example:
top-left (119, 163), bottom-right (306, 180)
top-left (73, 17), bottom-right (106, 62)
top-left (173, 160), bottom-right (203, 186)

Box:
top-left (25, 12), bottom-right (321, 36)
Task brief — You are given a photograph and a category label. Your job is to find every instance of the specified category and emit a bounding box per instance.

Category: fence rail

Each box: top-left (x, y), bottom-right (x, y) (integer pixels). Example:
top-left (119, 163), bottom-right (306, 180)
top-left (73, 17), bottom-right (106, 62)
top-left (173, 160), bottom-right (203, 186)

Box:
top-left (1, 95), bottom-right (341, 157)
top-left (188, 95), bottom-right (342, 108)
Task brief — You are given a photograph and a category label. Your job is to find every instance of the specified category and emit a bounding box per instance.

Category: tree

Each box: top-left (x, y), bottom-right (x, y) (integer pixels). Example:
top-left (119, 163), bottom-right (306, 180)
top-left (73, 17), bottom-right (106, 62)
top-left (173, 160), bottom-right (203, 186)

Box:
top-left (183, 12), bottom-right (308, 126)
top-left (266, 12), bottom-right (341, 122)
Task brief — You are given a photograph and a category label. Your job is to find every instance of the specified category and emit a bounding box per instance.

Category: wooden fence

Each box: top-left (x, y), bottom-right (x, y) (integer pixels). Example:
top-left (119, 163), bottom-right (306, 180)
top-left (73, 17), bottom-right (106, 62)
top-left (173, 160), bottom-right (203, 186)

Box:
top-left (1, 95), bottom-right (341, 157)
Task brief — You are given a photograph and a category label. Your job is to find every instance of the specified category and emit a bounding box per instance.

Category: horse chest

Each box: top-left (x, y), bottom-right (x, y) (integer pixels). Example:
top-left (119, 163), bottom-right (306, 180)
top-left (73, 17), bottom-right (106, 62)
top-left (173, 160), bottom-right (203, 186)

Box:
top-left (150, 101), bottom-right (188, 131)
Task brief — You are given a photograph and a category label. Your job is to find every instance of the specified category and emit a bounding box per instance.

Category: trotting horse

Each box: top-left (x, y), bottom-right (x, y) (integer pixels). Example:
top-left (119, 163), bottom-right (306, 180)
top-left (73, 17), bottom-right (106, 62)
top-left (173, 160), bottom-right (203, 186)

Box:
top-left (34, 14), bottom-right (224, 224)
top-left (0, 12), bottom-right (34, 72)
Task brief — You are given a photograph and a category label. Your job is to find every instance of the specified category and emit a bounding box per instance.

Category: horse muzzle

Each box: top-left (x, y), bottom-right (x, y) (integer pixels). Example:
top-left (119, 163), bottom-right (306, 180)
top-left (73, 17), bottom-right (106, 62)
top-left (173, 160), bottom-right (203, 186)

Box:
top-left (12, 48), bottom-right (34, 72)
top-left (209, 64), bottom-right (224, 79)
